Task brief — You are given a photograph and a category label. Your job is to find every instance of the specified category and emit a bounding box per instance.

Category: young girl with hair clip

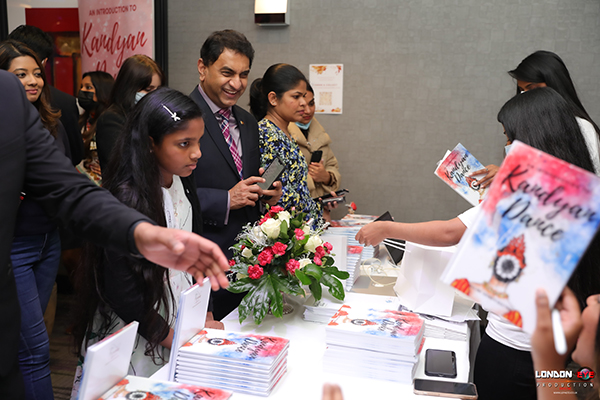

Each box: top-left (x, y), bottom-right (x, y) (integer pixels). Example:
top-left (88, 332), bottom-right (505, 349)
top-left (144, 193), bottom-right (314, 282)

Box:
top-left (71, 88), bottom-right (223, 397)
top-left (474, 50), bottom-right (600, 186)
top-left (249, 63), bottom-right (325, 221)
top-left (76, 70), bottom-right (114, 184)
top-left (357, 87), bottom-right (600, 400)
top-left (0, 38), bottom-right (71, 400)
top-left (95, 54), bottom-right (164, 170)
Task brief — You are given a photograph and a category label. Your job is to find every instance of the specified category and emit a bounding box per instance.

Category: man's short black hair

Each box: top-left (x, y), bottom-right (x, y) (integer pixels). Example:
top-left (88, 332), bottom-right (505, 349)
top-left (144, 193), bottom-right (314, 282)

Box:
top-left (200, 30), bottom-right (254, 69)
top-left (8, 25), bottom-right (54, 61)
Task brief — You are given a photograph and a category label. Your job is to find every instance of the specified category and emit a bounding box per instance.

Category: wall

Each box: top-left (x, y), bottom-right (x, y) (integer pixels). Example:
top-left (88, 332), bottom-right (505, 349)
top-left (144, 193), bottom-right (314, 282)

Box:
top-left (168, 0), bottom-right (600, 222)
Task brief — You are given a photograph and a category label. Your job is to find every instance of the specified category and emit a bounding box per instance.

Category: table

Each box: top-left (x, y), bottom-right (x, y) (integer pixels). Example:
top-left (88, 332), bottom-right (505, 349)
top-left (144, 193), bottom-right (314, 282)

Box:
top-left (217, 294), bottom-right (471, 400)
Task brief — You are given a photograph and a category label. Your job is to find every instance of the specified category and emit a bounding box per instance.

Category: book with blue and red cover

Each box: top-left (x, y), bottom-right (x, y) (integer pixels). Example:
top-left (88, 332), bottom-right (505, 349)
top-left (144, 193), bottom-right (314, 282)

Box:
top-left (441, 140), bottom-right (600, 334)
top-left (325, 305), bottom-right (425, 354)
top-left (98, 375), bottom-right (231, 400)
top-left (435, 143), bottom-right (488, 206)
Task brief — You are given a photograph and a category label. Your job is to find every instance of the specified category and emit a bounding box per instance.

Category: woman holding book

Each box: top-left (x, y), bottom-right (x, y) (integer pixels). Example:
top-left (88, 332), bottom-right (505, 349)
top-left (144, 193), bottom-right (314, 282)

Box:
top-left (357, 87), bottom-right (600, 400)
top-left (474, 50), bottom-right (600, 186)
top-left (71, 88), bottom-right (223, 397)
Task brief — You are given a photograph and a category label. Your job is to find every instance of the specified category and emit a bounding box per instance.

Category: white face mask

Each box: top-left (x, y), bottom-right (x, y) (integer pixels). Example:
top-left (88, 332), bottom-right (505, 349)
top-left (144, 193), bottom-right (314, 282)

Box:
top-left (505, 144), bottom-right (513, 156)
top-left (135, 91), bottom-right (147, 104)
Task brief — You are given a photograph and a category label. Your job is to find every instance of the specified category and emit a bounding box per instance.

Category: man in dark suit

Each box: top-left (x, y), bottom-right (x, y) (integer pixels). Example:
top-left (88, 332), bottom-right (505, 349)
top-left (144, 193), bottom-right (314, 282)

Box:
top-left (0, 70), bottom-right (230, 399)
top-left (190, 30), bottom-right (282, 320)
top-left (9, 24), bottom-right (84, 165)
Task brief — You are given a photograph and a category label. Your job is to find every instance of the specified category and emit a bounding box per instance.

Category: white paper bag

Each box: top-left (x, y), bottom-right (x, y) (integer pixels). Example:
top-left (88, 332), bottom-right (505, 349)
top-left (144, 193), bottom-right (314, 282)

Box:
top-left (393, 242), bottom-right (456, 316)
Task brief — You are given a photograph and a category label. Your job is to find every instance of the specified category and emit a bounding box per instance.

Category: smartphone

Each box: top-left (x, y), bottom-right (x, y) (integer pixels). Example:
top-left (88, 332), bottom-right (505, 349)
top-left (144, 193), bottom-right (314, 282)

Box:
top-left (258, 158), bottom-right (285, 191)
top-left (413, 379), bottom-right (477, 399)
top-left (425, 349), bottom-right (457, 379)
top-left (374, 211), bottom-right (405, 264)
top-left (319, 189), bottom-right (349, 200)
top-left (310, 150), bottom-right (323, 163)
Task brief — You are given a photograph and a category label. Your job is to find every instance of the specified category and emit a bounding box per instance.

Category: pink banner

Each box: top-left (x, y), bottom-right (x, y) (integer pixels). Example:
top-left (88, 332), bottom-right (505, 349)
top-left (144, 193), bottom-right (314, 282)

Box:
top-left (78, 0), bottom-right (153, 76)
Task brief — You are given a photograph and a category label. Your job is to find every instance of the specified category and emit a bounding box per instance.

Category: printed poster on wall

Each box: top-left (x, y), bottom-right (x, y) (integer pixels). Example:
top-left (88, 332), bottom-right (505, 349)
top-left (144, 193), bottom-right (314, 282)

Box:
top-left (309, 64), bottom-right (343, 114)
top-left (78, 0), bottom-right (153, 76)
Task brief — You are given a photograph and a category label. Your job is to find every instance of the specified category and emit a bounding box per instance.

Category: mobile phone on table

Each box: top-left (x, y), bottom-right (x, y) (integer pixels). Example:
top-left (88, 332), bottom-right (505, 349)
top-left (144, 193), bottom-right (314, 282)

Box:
top-left (425, 349), bottom-right (457, 378)
top-left (258, 158), bottom-right (285, 202)
top-left (413, 379), bottom-right (477, 399)
top-left (310, 150), bottom-right (323, 163)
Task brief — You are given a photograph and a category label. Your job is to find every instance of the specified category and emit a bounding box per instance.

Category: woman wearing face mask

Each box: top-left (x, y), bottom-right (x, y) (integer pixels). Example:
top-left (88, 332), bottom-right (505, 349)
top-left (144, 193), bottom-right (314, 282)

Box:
top-left (96, 54), bottom-right (164, 170)
top-left (76, 71), bottom-right (114, 184)
top-left (473, 51), bottom-right (600, 187)
top-left (0, 39), bottom-right (70, 400)
top-left (249, 64), bottom-right (323, 221)
top-left (287, 83), bottom-right (341, 198)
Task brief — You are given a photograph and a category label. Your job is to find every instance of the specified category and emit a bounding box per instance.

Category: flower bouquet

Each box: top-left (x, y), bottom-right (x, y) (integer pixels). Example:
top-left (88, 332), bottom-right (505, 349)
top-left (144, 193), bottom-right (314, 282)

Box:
top-left (227, 206), bottom-right (349, 324)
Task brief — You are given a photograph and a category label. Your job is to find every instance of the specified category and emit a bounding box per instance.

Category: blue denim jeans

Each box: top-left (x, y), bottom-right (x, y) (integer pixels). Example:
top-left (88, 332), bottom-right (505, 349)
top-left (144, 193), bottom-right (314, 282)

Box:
top-left (11, 229), bottom-right (61, 400)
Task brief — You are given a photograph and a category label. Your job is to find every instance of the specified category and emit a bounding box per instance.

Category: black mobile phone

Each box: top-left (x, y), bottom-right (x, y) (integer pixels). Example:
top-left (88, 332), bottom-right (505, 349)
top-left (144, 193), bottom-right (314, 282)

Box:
top-left (413, 379), bottom-right (477, 399)
top-left (310, 150), bottom-right (323, 163)
top-left (319, 189), bottom-right (349, 200)
top-left (258, 158), bottom-right (285, 191)
top-left (425, 349), bottom-right (457, 379)
top-left (374, 211), bottom-right (405, 265)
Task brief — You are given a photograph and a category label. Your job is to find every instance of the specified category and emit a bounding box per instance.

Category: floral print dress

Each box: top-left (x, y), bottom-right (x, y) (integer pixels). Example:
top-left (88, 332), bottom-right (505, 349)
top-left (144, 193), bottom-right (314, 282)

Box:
top-left (258, 119), bottom-right (322, 221)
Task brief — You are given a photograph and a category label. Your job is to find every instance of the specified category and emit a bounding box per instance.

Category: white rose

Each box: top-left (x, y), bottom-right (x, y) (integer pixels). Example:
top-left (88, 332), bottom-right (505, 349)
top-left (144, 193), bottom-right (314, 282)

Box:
top-left (302, 225), bottom-right (311, 235)
top-left (241, 247), bottom-right (253, 258)
top-left (261, 218), bottom-right (281, 239)
top-left (298, 258), bottom-right (312, 269)
top-left (304, 235), bottom-right (323, 253)
top-left (252, 226), bottom-right (266, 241)
top-left (277, 211), bottom-right (291, 226)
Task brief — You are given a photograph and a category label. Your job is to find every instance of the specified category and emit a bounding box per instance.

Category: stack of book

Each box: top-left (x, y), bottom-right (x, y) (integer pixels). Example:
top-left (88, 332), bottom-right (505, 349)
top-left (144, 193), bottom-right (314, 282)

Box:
top-left (345, 245), bottom-right (363, 290)
top-left (303, 291), bottom-right (401, 324)
top-left (419, 315), bottom-right (469, 341)
top-left (175, 328), bottom-right (289, 396)
top-left (323, 305), bottom-right (425, 383)
top-left (98, 376), bottom-right (231, 400)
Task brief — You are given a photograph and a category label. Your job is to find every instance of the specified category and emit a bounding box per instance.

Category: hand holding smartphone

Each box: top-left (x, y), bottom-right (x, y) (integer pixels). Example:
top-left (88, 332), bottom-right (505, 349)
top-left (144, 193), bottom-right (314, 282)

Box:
top-left (413, 379), bottom-right (477, 399)
top-left (258, 158), bottom-right (285, 191)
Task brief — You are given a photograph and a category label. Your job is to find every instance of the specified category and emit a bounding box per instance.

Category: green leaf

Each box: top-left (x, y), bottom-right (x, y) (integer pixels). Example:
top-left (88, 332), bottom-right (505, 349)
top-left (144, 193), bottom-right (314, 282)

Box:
top-left (322, 266), bottom-right (350, 280)
top-left (267, 279), bottom-right (283, 318)
top-left (323, 256), bottom-right (334, 266)
top-left (295, 269), bottom-right (311, 285)
top-left (303, 263), bottom-right (323, 280)
top-left (272, 274), bottom-right (304, 296)
top-left (248, 278), bottom-right (273, 324)
top-left (321, 274), bottom-right (346, 300)
top-left (227, 277), bottom-right (258, 293)
top-left (290, 219), bottom-right (301, 229)
top-left (309, 278), bottom-right (322, 300)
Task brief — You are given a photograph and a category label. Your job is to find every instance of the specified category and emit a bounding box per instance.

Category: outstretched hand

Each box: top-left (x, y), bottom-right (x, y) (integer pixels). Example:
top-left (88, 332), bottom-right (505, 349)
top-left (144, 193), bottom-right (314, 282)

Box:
top-left (133, 222), bottom-right (230, 290)
top-left (470, 164), bottom-right (499, 188)
top-left (356, 221), bottom-right (389, 247)
top-left (322, 383), bottom-right (344, 400)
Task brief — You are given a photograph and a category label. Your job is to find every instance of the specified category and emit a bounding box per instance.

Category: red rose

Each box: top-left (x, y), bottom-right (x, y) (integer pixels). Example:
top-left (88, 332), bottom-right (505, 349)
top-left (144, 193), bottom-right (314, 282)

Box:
top-left (294, 228), bottom-right (305, 240)
top-left (323, 242), bottom-right (333, 253)
top-left (272, 242), bottom-right (287, 256)
top-left (248, 264), bottom-right (264, 280)
top-left (259, 215), bottom-right (270, 225)
top-left (257, 247), bottom-right (274, 266)
top-left (269, 205), bottom-right (284, 214)
top-left (314, 256), bottom-right (322, 266)
top-left (315, 246), bottom-right (326, 258)
top-left (286, 259), bottom-right (300, 273)
top-left (228, 259), bottom-right (236, 267)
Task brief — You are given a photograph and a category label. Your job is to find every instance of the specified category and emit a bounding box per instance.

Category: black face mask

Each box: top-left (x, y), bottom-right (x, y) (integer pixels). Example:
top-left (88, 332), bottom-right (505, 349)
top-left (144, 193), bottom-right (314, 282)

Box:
top-left (78, 90), bottom-right (97, 112)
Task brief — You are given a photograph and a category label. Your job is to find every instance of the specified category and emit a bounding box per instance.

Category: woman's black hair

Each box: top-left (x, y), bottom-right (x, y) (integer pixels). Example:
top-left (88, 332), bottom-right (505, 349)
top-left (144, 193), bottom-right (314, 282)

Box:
top-left (249, 63), bottom-right (308, 121)
top-left (509, 50), bottom-right (600, 137)
top-left (498, 87), bottom-right (594, 174)
top-left (498, 87), bottom-right (600, 309)
top-left (72, 87), bottom-right (203, 362)
top-left (107, 54), bottom-right (164, 117)
top-left (306, 82), bottom-right (314, 94)
top-left (0, 39), bottom-right (60, 137)
top-left (79, 70), bottom-right (114, 128)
